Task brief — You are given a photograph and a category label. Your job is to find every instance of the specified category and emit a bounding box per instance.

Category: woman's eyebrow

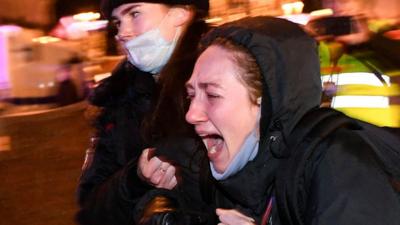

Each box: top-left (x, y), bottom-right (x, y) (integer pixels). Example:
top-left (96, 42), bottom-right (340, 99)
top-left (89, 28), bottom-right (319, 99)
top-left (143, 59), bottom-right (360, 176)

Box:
top-left (200, 82), bottom-right (222, 89)
top-left (185, 80), bottom-right (223, 90)
top-left (112, 4), bottom-right (140, 19)
top-left (121, 4), bottom-right (140, 15)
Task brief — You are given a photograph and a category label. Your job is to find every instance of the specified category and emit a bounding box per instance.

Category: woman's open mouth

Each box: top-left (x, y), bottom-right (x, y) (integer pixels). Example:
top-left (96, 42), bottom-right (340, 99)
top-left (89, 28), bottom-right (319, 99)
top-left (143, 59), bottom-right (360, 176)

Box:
top-left (202, 134), bottom-right (224, 159)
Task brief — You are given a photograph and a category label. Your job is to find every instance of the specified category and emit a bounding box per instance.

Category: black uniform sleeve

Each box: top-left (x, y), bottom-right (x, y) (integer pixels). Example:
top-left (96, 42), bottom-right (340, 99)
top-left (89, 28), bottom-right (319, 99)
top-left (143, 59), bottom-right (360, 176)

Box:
top-left (75, 62), bottom-right (156, 225)
top-left (306, 129), bottom-right (400, 225)
top-left (75, 118), bottom-right (153, 225)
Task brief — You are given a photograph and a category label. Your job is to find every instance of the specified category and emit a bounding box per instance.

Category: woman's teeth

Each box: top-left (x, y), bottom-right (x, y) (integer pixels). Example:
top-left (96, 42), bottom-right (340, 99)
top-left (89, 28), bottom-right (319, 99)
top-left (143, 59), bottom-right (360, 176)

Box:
top-left (206, 138), bottom-right (222, 154)
top-left (209, 145), bottom-right (217, 154)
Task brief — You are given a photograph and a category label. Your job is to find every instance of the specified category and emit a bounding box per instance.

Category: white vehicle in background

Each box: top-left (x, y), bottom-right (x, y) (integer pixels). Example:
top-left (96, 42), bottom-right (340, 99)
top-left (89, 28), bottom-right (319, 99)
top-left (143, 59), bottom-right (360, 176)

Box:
top-left (0, 13), bottom-right (112, 115)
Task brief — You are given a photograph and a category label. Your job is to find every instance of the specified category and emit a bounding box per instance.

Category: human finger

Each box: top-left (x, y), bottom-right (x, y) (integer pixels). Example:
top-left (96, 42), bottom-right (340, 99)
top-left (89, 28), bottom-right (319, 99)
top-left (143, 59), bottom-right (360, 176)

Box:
top-left (138, 148), bottom-right (157, 177)
top-left (166, 176), bottom-right (178, 189)
top-left (138, 148), bottom-right (150, 180)
top-left (154, 162), bottom-right (172, 184)
top-left (157, 166), bottom-right (177, 189)
top-left (149, 161), bottom-right (173, 185)
top-left (216, 208), bottom-right (255, 225)
top-left (143, 156), bottom-right (163, 179)
top-left (218, 215), bottom-right (255, 225)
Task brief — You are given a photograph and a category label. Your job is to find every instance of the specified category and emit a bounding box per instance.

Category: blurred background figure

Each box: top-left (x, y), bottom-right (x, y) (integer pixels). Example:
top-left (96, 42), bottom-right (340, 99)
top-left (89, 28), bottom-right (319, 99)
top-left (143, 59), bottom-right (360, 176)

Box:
top-left (55, 58), bottom-right (84, 106)
top-left (302, 0), bottom-right (400, 128)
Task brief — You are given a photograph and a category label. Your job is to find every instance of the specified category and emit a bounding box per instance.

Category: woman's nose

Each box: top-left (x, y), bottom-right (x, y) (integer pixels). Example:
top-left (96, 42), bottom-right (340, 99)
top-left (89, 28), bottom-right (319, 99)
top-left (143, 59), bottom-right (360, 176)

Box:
top-left (185, 101), bottom-right (207, 125)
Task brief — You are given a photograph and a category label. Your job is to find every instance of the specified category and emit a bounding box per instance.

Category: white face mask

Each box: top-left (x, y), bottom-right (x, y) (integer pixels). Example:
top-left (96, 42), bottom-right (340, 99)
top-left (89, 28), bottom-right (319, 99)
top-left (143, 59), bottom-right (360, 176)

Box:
top-left (210, 109), bottom-right (261, 180)
top-left (210, 127), bottom-right (259, 180)
top-left (123, 21), bottom-right (179, 74)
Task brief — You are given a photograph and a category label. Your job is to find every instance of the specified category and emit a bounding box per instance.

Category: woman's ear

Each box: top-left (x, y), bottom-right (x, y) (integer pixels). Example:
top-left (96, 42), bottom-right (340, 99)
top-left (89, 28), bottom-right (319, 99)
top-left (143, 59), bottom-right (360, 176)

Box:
top-left (169, 7), bottom-right (193, 27)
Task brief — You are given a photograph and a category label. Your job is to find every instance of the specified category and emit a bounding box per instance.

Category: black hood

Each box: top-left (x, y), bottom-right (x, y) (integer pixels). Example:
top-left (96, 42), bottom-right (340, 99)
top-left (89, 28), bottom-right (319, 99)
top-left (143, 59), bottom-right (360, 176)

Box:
top-left (200, 17), bottom-right (322, 217)
top-left (201, 16), bottom-right (322, 152)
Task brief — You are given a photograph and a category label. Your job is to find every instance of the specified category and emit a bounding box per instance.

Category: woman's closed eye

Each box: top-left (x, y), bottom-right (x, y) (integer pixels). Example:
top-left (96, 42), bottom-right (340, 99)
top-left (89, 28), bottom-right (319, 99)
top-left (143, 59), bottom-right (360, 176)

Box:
top-left (206, 92), bottom-right (221, 100)
top-left (207, 93), bottom-right (220, 98)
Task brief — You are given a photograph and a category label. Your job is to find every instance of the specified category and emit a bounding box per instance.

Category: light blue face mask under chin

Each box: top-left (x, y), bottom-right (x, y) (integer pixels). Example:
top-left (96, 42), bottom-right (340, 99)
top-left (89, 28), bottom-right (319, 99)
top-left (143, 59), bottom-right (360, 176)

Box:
top-left (124, 25), bottom-right (179, 74)
top-left (210, 127), bottom-right (260, 181)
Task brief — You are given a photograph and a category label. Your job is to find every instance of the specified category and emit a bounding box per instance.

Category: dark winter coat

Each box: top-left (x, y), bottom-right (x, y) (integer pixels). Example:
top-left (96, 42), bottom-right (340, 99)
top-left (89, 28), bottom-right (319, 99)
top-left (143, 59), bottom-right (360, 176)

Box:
top-left (76, 60), bottom-right (152, 223)
top-left (76, 20), bottom-right (216, 224)
top-left (200, 16), bottom-right (400, 225)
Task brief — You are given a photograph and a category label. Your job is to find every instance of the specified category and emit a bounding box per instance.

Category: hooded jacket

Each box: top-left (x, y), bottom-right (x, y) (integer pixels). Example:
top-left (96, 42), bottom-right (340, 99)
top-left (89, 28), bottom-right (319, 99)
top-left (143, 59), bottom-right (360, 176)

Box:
top-left (200, 17), bottom-right (400, 225)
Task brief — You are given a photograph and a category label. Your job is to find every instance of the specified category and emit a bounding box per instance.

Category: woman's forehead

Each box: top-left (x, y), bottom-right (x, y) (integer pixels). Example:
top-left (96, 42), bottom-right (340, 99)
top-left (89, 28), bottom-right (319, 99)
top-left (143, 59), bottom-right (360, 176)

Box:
top-left (194, 47), bottom-right (232, 74)
top-left (199, 46), bottom-right (234, 69)
top-left (187, 46), bottom-right (241, 88)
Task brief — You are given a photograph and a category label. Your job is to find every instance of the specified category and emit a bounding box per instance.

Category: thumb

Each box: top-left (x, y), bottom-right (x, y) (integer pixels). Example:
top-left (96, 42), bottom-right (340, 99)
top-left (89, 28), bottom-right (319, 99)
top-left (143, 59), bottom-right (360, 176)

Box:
top-left (140, 148), bottom-right (155, 163)
top-left (138, 148), bottom-right (155, 176)
top-left (146, 148), bottom-right (156, 160)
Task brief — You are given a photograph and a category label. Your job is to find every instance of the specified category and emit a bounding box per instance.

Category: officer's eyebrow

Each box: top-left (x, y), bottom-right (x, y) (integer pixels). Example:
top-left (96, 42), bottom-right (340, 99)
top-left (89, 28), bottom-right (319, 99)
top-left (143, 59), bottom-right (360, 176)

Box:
top-left (121, 4), bottom-right (140, 15)
top-left (111, 4), bottom-right (140, 20)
